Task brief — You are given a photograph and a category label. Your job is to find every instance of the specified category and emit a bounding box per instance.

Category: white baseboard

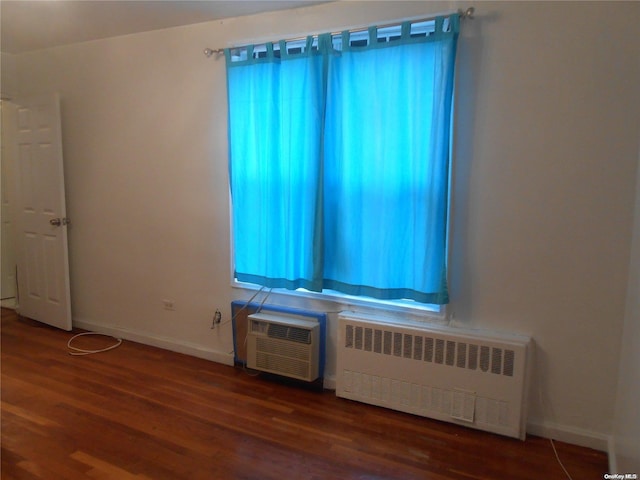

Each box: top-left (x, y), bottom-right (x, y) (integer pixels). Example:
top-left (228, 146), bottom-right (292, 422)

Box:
top-left (73, 318), bottom-right (234, 366)
top-left (1, 298), bottom-right (16, 309)
top-left (323, 374), bottom-right (336, 391)
top-left (527, 420), bottom-right (611, 452)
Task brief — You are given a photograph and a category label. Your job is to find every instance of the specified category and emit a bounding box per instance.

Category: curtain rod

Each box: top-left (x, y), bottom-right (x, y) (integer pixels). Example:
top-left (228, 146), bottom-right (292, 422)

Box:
top-left (203, 6), bottom-right (475, 58)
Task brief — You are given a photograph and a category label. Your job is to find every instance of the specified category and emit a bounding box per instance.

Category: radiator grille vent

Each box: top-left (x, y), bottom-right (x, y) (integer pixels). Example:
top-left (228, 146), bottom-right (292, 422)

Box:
top-left (344, 324), bottom-right (516, 377)
top-left (364, 328), bottom-right (373, 351)
top-left (374, 329), bottom-right (382, 353)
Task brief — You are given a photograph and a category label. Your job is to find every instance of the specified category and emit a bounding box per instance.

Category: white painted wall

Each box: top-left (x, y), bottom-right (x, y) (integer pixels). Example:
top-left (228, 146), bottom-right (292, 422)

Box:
top-left (611, 144), bottom-right (640, 472)
top-left (3, 1), bottom-right (639, 449)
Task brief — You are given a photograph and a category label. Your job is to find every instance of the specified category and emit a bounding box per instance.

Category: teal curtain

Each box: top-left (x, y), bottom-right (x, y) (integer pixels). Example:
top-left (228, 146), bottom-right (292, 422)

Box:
top-left (225, 37), bottom-right (329, 291)
top-left (225, 17), bottom-right (458, 304)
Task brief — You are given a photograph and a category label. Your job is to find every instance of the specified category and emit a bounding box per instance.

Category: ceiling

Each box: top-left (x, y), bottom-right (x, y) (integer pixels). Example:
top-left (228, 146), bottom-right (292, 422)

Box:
top-left (0, 0), bottom-right (329, 54)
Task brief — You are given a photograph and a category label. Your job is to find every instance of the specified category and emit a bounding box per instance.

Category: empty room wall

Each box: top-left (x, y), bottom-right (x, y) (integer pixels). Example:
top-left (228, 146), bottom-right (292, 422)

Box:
top-left (5, 1), bottom-right (640, 449)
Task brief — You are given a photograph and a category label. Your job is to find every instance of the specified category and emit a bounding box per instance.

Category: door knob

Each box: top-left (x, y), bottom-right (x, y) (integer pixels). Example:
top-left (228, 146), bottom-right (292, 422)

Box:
top-left (49, 217), bottom-right (70, 226)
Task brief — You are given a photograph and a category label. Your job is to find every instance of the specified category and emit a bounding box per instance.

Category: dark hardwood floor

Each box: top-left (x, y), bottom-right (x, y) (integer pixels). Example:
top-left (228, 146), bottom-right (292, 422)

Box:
top-left (1, 308), bottom-right (608, 479)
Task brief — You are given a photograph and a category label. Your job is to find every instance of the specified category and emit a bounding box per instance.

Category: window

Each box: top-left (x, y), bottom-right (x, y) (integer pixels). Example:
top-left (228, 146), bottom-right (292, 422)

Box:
top-left (225, 16), bottom-right (459, 306)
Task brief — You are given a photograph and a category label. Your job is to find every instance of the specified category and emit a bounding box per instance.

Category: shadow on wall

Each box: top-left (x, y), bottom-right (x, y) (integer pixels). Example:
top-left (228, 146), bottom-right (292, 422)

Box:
top-left (448, 11), bottom-right (487, 324)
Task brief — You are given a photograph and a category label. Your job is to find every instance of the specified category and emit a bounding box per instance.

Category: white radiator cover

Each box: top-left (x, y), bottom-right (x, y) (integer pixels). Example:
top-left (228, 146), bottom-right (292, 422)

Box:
top-left (336, 313), bottom-right (533, 440)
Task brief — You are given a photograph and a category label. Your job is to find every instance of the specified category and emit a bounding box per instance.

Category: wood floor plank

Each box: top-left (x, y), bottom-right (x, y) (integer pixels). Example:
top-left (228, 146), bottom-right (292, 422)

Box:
top-left (69, 451), bottom-right (154, 480)
top-left (1, 308), bottom-right (608, 479)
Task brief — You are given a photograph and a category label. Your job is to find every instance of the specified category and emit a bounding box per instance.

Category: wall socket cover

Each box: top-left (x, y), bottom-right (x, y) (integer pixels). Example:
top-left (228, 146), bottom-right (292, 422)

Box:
top-left (162, 299), bottom-right (175, 310)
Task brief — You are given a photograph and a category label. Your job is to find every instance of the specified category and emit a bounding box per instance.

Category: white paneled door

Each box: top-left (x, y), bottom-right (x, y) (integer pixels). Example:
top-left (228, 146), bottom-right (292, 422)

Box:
top-left (12, 93), bottom-right (72, 331)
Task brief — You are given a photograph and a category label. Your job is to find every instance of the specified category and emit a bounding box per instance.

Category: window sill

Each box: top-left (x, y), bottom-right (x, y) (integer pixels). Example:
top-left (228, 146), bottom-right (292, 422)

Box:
top-left (231, 280), bottom-right (450, 326)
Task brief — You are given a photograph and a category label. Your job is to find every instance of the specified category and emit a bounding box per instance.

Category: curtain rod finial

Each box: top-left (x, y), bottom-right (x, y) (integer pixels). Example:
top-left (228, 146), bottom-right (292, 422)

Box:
top-left (458, 7), bottom-right (475, 19)
top-left (204, 47), bottom-right (224, 58)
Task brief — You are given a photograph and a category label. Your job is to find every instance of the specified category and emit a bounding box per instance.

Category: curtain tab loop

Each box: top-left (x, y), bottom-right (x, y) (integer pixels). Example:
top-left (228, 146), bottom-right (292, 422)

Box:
top-left (401, 21), bottom-right (411, 40)
top-left (435, 16), bottom-right (444, 35)
top-left (317, 33), bottom-right (332, 52)
top-left (449, 13), bottom-right (460, 33)
top-left (341, 31), bottom-right (350, 51)
top-left (368, 26), bottom-right (377, 46)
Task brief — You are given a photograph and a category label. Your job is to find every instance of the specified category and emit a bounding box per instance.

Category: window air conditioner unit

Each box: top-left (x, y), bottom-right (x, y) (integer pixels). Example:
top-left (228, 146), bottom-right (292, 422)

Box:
top-left (246, 312), bottom-right (320, 382)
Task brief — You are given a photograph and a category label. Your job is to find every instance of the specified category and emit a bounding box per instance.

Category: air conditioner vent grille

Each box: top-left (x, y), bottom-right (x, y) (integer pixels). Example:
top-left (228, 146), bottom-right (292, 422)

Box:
top-left (256, 351), bottom-right (310, 379)
top-left (256, 337), bottom-right (310, 361)
top-left (267, 324), bottom-right (311, 344)
top-left (342, 323), bottom-right (519, 378)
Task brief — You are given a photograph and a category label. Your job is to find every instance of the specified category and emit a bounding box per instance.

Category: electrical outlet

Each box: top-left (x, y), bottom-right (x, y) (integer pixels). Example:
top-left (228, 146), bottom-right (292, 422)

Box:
top-left (162, 299), bottom-right (175, 311)
top-left (211, 309), bottom-right (222, 329)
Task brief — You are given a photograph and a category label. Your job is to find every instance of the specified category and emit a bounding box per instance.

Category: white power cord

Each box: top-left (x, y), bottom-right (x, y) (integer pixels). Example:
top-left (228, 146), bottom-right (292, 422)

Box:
top-left (550, 437), bottom-right (574, 480)
top-left (537, 371), bottom-right (574, 480)
top-left (236, 287), bottom-right (273, 376)
top-left (67, 332), bottom-right (122, 356)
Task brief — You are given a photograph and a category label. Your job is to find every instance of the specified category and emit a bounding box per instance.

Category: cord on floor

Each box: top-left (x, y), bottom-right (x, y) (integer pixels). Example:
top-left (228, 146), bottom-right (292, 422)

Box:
top-left (67, 332), bottom-right (122, 356)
